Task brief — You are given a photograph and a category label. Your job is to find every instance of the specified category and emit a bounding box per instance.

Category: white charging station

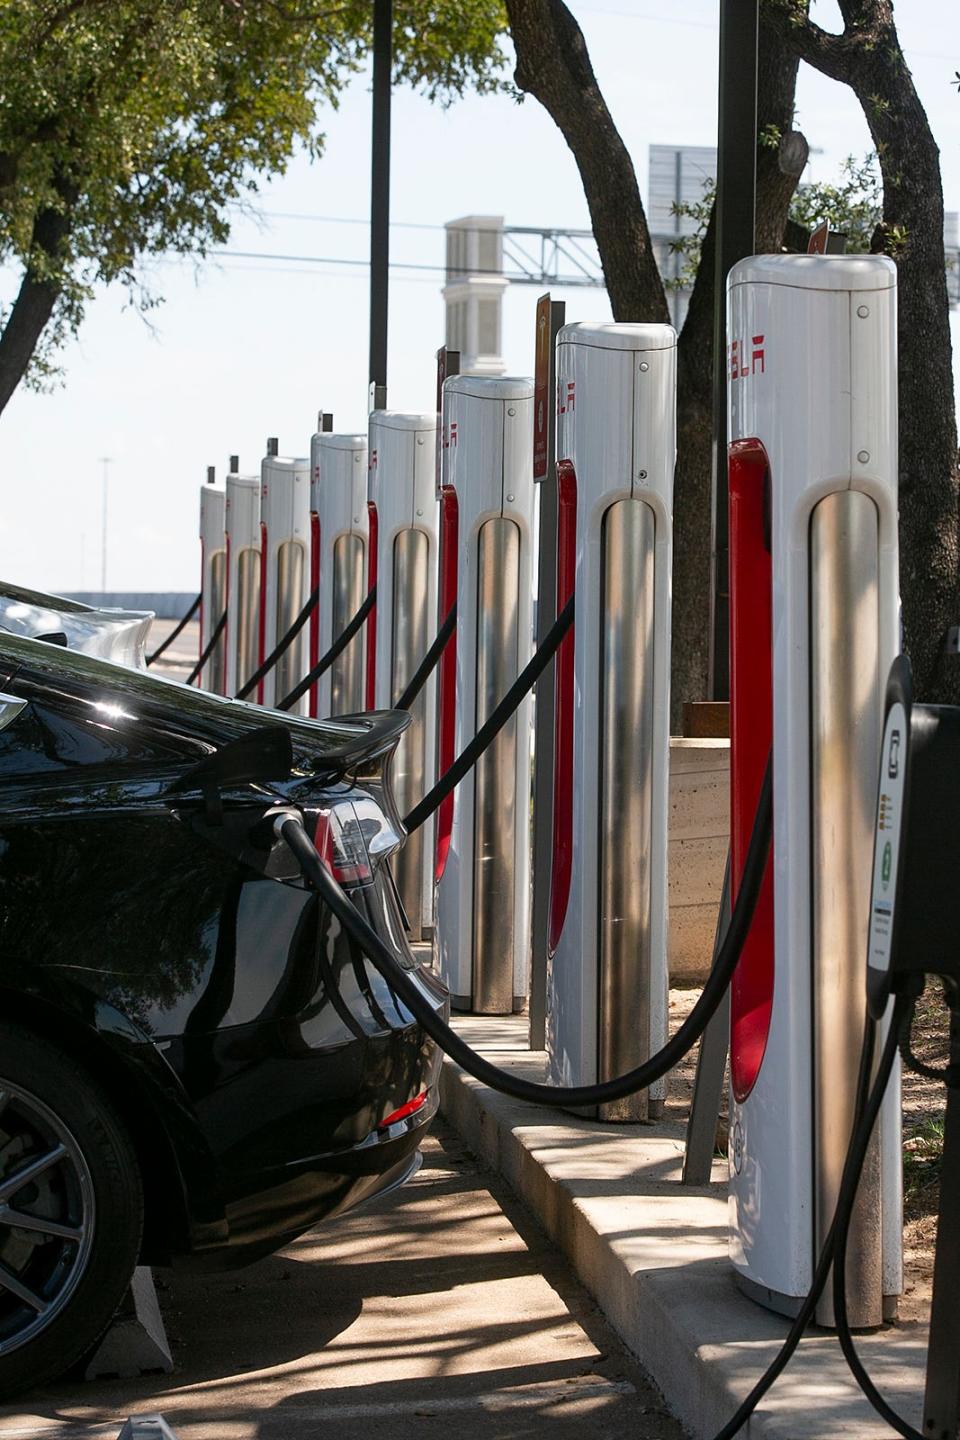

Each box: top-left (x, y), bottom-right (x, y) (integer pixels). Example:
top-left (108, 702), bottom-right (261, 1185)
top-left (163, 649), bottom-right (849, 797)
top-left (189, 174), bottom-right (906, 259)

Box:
top-left (310, 430), bottom-right (368, 718)
top-left (726, 253), bottom-right (901, 1325)
top-left (544, 323), bottom-right (676, 1121)
top-left (199, 470), bottom-right (226, 694)
top-left (258, 444), bottom-right (310, 712)
top-left (368, 411), bottom-right (439, 941)
top-left (434, 375), bottom-right (534, 1013)
top-left (224, 464), bottom-right (261, 699)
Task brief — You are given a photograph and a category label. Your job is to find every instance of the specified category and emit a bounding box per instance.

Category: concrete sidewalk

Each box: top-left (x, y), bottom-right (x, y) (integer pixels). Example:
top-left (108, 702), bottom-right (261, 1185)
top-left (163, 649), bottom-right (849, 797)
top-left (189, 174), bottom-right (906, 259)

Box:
top-left (439, 1016), bottom-right (928, 1440)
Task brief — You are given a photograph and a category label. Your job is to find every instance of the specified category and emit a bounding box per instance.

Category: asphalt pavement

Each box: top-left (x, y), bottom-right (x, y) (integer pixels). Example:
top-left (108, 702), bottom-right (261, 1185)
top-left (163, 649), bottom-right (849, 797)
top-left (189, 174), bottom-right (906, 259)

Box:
top-left (0, 1123), bottom-right (687, 1440)
top-left (144, 617), bottom-right (201, 681)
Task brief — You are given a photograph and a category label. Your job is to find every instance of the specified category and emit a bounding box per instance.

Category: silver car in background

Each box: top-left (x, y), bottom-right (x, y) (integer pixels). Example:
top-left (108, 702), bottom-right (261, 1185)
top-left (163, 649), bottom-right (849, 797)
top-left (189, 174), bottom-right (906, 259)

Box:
top-left (0, 582), bottom-right (152, 668)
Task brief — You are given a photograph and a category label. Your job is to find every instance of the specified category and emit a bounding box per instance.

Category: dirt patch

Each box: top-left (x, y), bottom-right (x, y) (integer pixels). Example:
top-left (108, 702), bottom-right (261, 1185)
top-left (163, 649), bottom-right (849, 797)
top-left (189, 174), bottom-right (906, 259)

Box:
top-left (666, 983), bottom-right (953, 1325)
top-left (899, 984), bottom-right (950, 1322)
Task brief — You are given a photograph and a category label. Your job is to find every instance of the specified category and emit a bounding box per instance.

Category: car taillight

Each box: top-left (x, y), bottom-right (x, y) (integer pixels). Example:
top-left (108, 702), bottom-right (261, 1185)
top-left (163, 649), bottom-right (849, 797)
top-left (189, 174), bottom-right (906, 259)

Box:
top-left (313, 805), bottom-right (374, 886)
top-left (378, 1091), bottom-right (428, 1130)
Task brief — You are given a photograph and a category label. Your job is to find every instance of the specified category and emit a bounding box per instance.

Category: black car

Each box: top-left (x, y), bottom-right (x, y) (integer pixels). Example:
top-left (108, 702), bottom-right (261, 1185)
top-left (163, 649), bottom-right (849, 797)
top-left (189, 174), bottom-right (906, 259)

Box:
top-left (0, 633), bottom-right (446, 1397)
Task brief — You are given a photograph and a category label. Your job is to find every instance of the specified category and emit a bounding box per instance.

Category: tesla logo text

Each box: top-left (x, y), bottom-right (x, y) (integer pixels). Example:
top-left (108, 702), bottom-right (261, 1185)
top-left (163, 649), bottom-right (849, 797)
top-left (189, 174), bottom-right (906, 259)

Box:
top-left (728, 335), bottom-right (765, 381)
top-left (443, 422), bottom-right (458, 449)
top-left (557, 379), bottom-right (575, 413)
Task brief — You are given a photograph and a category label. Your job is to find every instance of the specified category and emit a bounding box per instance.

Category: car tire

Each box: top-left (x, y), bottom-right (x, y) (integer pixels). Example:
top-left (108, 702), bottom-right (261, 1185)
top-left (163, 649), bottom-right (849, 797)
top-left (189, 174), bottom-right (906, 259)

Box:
top-left (0, 1022), bottom-right (143, 1399)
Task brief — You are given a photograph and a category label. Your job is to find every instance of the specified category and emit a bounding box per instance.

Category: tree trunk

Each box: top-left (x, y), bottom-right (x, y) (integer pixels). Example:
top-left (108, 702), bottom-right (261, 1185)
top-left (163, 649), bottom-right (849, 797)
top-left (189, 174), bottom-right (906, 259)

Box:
top-left (766, 0), bottom-right (960, 703)
top-left (0, 191), bottom-right (73, 417)
top-left (669, 12), bottom-right (807, 728)
top-left (860, 25), bottom-right (960, 702)
top-left (504, 0), bottom-right (668, 323)
top-left (506, 1), bottom-right (810, 727)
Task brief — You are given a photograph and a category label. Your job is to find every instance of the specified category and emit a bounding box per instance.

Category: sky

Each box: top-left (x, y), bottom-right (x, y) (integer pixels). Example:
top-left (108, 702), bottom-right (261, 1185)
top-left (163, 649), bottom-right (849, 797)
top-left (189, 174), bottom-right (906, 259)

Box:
top-left (0, 0), bottom-right (958, 594)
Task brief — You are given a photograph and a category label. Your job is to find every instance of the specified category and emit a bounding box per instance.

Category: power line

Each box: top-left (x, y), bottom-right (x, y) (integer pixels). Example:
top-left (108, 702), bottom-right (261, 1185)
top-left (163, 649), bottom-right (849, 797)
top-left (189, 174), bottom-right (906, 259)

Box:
top-left (213, 261), bottom-right (440, 285)
top-left (248, 210), bottom-right (444, 230)
top-left (219, 248), bottom-right (438, 271)
top-left (571, 1), bottom-right (960, 59)
top-left (214, 247), bottom-right (604, 284)
top-left (238, 208), bottom-right (597, 235)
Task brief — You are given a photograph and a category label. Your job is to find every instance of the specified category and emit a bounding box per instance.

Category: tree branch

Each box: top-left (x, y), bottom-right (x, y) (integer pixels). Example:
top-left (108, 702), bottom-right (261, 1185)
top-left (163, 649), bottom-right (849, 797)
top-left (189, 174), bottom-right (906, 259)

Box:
top-left (835, 1), bottom-right (888, 33)
top-left (504, 0), bottom-right (667, 322)
top-left (0, 173), bottom-right (76, 416)
top-left (762, 2), bottom-right (859, 84)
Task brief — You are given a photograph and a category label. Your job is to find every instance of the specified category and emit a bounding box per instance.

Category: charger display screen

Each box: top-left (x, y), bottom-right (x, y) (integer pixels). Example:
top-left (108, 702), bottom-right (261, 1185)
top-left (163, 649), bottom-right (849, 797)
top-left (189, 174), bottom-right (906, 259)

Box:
top-left (867, 700), bottom-right (907, 992)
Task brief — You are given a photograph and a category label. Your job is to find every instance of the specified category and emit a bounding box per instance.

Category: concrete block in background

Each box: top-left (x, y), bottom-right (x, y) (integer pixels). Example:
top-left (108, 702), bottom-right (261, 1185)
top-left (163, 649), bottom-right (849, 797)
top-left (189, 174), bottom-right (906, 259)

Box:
top-left (668, 739), bottom-right (728, 984)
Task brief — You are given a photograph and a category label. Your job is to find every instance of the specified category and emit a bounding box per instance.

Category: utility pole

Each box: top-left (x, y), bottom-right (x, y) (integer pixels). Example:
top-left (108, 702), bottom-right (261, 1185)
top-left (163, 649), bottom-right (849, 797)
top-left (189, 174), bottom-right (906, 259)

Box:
top-left (99, 456), bottom-right (113, 593)
top-left (709, 0), bottom-right (758, 701)
top-left (368, 0), bottom-right (391, 412)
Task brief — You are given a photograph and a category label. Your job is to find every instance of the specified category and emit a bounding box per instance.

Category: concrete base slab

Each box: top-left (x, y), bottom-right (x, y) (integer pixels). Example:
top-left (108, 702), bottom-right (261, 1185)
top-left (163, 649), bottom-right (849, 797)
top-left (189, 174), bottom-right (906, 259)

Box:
top-left (439, 1015), bottom-right (929, 1439)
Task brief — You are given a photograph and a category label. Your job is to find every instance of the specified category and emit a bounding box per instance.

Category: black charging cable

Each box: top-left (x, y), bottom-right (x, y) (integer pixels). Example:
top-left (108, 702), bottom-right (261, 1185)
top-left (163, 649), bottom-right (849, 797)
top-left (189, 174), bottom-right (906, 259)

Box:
top-left (235, 586), bottom-right (319, 701)
top-left (146, 593), bottom-right (201, 666)
top-left (275, 755), bottom-right (768, 1109)
top-left (272, 770), bottom-right (931, 1440)
top-left (403, 594), bottom-right (574, 835)
top-left (394, 601), bottom-right (457, 713)
top-left (831, 994), bottom-right (937, 1440)
top-left (185, 608), bottom-right (227, 686)
top-left (275, 585), bottom-right (377, 712)
top-left (709, 1006), bottom-right (911, 1440)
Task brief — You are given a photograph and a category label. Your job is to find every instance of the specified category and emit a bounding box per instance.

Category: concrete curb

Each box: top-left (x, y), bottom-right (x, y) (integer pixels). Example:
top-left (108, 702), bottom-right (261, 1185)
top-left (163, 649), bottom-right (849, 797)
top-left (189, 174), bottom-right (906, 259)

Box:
top-left (439, 1016), bottom-right (927, 1439)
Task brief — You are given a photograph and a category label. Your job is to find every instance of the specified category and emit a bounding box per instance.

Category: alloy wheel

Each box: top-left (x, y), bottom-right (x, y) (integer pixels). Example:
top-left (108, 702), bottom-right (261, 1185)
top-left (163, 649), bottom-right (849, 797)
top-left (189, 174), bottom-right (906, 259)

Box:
top-left (0, 1080), bottom-right (95, 1355)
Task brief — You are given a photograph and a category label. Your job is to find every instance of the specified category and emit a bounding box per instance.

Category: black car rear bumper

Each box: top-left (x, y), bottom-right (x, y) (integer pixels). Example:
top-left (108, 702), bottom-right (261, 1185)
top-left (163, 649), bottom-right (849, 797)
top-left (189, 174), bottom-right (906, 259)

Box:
top-left (174, 1085), bottom-right (439, 1269)
top-left (158, 952), bottom-right (448, 1268)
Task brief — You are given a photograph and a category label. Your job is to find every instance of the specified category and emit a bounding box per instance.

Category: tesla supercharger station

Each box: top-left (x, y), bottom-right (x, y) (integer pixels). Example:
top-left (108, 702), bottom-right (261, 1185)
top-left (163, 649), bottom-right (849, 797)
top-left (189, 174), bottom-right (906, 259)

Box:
top-left (545, 323), bottom-right (675, 1122)
top-left (199, 470), bottom-right (227, 694)
top-left (367, 411), bottom-right (439, 941)
top-left (258, 447), bottom-right (310, 712)
top-left (726, 252), bottom-right (901, 1325)
top-left (309, 431), bottom-right (368, 718)
top-left (434, 376), bottom-right (534, 1013)
top-left (225, 464), bottom-right (261, 699)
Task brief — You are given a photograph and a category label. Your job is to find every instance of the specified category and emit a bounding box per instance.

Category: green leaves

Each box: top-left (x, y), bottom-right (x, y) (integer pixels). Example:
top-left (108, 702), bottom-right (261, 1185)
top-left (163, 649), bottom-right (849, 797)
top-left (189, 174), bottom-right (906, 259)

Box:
top-left (787, 151), bottom-right (882, 251)
top-left (668, 150), bottom-right (885, 287)
top-left (0, 0), bottom-right (509, 393)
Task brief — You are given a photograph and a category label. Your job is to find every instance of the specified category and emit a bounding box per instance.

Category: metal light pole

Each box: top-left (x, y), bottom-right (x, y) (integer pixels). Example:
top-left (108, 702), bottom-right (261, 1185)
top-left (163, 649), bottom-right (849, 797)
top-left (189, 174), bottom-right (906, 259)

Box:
top-left (708, 0), bottom-right (758, 701)
top-left (369, 0), bottom-right (391, 412)
top-left (99, 456), bottom-right (113, 593)
top-left (529, 294), bottom-right (565, 1050)
top-left (685, 0), bottom-right (760, 1182)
